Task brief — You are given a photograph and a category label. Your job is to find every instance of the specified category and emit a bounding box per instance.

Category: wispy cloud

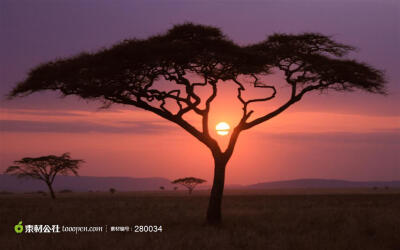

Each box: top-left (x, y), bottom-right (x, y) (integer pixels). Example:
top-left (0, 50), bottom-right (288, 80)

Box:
top-left (8, 109), bottom-right (86, 117)
top-left (0, 120), bottom-right (177, 134)
top-left (261, 131), bottom-right (400, 144)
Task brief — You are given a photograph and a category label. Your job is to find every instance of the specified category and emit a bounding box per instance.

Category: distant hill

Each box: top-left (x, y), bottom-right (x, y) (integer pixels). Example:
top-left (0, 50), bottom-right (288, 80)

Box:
top-left (200, 184), bottom-right (244, 190)
top-left (1, 175), bottom-right (399, 192)
top-left (247, 179), bottom-right (400, 189)
top-left (0, 175), bottom-right (176, 192)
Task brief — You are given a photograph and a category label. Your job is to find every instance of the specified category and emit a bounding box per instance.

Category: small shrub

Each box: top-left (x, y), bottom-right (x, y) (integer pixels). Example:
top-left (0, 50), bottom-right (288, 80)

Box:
top-left (37, 191), bottom-right (47, 196)
top-left (59, 189), bottom-right (73, 193)
top-left (0, 190), bottom-right (13, 195)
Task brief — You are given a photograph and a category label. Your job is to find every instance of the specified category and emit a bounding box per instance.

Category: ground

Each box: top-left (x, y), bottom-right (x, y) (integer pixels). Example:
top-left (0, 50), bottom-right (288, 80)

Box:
top-left (1, 189), bottom-right (399, 250)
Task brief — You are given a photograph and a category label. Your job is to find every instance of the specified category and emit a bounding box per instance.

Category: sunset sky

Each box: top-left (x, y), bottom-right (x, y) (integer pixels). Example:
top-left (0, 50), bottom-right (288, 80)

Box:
top-left (0, 0), bottom-right (399, 185)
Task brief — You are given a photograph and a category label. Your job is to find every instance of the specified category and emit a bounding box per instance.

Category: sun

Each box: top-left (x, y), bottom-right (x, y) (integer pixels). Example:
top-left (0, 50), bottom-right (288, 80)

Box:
top-left (216, 122), bottom-right (230, 136)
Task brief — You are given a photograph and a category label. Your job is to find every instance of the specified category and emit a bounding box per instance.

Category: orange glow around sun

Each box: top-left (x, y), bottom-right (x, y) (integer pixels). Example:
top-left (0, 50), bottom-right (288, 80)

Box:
top-left (216, 122), bottom-right (230, 136)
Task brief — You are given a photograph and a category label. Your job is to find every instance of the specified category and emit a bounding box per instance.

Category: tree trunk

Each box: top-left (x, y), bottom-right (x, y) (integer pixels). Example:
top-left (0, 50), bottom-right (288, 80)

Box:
top-left (47, 182), bottom-right (56, 199)
top-left (206, 155), bottom-right (228, 224)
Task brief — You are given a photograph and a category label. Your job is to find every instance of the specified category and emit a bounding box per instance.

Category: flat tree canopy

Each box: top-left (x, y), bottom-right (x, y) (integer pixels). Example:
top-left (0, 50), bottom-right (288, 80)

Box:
top-left (5, 153), bottom-right (84, 199)
top-left (9, 23), bottom-right (386, 223)
top-left (172, 177), bottom-right (207, 194)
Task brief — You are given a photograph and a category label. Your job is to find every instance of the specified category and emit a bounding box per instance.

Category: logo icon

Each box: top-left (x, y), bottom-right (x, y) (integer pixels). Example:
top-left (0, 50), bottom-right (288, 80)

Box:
top-left (14, 221), bottom-right (23, 234)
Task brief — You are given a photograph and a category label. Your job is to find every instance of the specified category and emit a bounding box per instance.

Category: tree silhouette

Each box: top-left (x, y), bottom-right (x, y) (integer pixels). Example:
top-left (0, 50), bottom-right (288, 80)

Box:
top-left (4, 153), bottom-right (84, 199)
top-left (172, 177), bottom-right (206, 195)
top-left (9, 23), bottom-right (386, 223)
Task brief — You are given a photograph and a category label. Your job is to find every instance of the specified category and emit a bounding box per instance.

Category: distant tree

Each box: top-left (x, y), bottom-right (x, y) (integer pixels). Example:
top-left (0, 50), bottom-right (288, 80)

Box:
top-left (9, 23), bottom-right (386, 224)
top-left (4, 153), bottom-right (84, 199)
top-left (172, 177), bottom-right (206, 195)
top-left (159, 186), bottom-right (165, 191)
top-left (109, 188), bottom-right (116, 194)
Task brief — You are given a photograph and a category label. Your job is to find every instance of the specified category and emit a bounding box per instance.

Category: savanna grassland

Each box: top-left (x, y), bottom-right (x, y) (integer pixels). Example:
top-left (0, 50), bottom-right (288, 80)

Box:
top-left (1, 189), bottom-right (399, 250)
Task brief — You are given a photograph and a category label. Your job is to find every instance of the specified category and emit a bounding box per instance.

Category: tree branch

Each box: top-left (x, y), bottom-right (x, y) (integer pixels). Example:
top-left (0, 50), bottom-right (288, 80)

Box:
top-left (242, 79), bottom-right (331, 130)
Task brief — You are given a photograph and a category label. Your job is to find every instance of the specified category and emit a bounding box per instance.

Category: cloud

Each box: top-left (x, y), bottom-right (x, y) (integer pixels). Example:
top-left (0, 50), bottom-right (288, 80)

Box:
top-left (0, 109), bottom-right (86, 117)
top-left (261, 131), bottom-right (400, 144)
top-left (8, 109), bottom-right (86, 117)
top-left (0, 120), bottom-right (177, 134)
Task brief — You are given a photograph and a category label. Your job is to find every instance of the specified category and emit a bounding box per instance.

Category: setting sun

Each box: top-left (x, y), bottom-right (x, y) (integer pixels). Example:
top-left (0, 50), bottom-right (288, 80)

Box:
top-left (216, 122), bottom-right (230, 136)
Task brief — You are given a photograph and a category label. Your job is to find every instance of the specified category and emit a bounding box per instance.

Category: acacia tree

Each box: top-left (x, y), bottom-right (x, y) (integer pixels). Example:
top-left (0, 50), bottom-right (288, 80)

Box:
top-left (9, 24), bottom-right (386, 223)
top-left (4, 153), bottom-right (84, 199)
top-left (172, 177), bottom-right (207, 195)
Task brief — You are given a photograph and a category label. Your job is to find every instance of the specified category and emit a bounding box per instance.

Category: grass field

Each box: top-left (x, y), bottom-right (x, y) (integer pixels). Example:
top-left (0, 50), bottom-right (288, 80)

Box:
top-left (1, 189), bottom-right (400, 250)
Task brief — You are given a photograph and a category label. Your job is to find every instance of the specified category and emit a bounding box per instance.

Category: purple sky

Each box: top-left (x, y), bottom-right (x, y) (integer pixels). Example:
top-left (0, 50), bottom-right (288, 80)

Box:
top-left (0, 0), bottom-right (399, 184)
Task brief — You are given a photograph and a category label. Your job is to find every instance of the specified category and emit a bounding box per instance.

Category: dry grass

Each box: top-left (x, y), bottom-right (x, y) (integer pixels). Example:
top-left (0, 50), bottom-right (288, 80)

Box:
top-left (1, 189), bottom-right (399, 250)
